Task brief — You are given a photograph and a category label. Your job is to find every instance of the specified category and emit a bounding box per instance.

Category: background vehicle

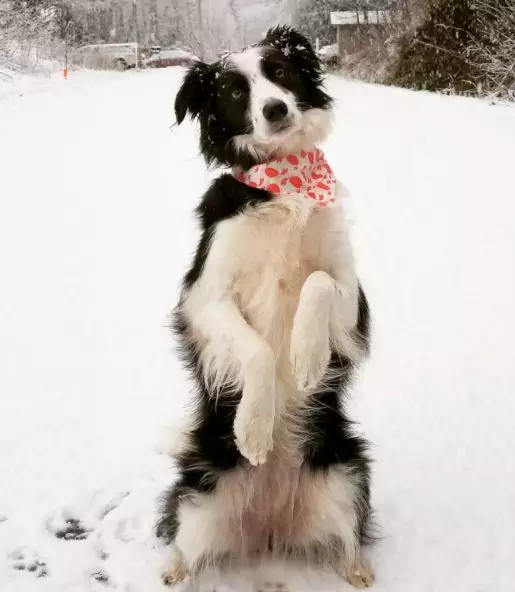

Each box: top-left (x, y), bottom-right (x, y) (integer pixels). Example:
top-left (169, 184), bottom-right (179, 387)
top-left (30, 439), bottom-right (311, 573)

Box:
top-left (144, 48), bottom-right (198, 69)
top-left (317, 43), bottom-right (340, 69)
top-left (73, 43), bottom-right (144, 71)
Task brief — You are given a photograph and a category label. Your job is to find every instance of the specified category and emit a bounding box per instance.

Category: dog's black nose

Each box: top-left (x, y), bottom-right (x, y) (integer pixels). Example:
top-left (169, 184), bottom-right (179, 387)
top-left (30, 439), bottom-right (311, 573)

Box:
top-left (263, 100), bottom-right (288, 123)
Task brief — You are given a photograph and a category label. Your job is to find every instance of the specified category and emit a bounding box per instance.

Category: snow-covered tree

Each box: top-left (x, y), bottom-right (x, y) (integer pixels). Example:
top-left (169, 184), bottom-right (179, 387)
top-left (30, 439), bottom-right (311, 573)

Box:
top-left (294, 0), bottom-right (340, 46)
top-left (470, 0), bottom-right (515, 98)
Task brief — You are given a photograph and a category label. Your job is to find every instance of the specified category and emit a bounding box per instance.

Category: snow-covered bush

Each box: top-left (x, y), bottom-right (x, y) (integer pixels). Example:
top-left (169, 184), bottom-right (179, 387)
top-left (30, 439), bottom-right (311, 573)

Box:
top-left (0, 0), bottom-right (83, 72)
top-left (388, 0), bottom-right (480, 94)
top-left (470, 0), bottom-right (515, 99)
top-left (386, 0), bottom-right (514, 100)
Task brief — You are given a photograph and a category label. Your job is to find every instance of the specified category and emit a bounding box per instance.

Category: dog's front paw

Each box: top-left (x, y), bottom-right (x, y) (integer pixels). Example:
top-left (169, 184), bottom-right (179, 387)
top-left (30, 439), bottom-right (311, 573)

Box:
top-left (234, 396), bottom-right (274, 466)
top-left (290, 320), bottom-right (330, 391)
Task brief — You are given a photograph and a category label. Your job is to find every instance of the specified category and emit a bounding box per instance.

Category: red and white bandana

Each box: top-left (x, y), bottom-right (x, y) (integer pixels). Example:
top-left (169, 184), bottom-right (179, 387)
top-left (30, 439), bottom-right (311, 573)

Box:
top-left (234, 148), bottom-right (337, 207)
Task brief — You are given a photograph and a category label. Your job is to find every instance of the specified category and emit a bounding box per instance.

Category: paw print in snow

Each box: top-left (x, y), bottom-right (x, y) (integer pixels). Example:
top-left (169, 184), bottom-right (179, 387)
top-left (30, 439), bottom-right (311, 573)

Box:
top-left (91, 569), bottom-right (110, 586)
top-left (8, 548), bottom-right (49, 578)
top-left (47, 491), bottom-right (130, 542)
top-left (52, 516), bottom-right (92, 540)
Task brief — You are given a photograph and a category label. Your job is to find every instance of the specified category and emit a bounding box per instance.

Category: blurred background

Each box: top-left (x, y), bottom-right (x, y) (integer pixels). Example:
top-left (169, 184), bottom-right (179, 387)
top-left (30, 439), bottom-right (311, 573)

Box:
top-left (1, 0), bottom-right (514, 102)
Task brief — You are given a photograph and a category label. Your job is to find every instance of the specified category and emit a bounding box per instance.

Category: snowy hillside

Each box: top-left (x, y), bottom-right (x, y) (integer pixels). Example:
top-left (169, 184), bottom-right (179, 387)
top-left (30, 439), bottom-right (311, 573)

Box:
top-left (1, 68), bottom-right (515, 592)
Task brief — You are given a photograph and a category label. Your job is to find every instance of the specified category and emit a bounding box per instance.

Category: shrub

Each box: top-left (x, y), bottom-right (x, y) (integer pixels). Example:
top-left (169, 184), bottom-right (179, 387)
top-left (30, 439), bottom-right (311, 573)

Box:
top-left (389, 0), bottom-right (480, 93)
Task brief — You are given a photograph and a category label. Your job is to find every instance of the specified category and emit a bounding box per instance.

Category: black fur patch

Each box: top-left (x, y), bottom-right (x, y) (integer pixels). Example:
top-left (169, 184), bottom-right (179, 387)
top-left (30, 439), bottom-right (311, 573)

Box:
top-left (156, 305), bottom-right (243, 543)
top-left (260, 26), bottom-right (332, 112)
top-left (356, 284), bottom-right (371, 353)
top-left (183, 174), bottom-right (272, 289)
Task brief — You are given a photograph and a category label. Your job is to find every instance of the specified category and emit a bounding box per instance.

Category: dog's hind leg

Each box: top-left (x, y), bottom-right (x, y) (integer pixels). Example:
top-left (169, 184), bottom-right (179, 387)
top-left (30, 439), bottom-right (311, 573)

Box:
top-left (162, 484), bottom-right (246, 585)
top-left (288, 465), bottom-right (373, 588)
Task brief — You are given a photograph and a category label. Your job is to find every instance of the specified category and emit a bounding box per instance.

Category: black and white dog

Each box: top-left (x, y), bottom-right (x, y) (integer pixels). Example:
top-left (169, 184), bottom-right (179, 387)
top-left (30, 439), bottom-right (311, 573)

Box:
top-left (157, 26), bottom-right (374, 589)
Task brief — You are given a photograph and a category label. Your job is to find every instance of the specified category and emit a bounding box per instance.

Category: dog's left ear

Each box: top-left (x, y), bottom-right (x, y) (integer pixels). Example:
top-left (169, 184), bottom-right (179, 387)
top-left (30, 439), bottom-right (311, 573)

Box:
top-left (175, 62), bottom-right (212, 125)
top-left (263, 26), bottom-right (321, 68)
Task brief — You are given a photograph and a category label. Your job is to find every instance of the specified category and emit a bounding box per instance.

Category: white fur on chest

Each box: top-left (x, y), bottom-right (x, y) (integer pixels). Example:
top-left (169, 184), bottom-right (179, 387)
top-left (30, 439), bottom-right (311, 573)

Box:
top-left (232, 196), bottom-right (317, 364)
top-left (183, 193), bottom-right (345, 390)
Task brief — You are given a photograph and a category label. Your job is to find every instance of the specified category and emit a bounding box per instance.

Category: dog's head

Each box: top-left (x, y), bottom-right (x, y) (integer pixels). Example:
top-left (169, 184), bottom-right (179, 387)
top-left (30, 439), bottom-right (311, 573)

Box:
top-left (175, 26), bottom-right (333, 169)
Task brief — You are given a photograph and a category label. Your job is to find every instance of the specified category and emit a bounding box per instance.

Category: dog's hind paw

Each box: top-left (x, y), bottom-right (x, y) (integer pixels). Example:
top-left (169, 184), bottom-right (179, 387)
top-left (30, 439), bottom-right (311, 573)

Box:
top-left (162, 548), bottom-right (189, 587)
top-left (334, 554), bottom-right (375, 588)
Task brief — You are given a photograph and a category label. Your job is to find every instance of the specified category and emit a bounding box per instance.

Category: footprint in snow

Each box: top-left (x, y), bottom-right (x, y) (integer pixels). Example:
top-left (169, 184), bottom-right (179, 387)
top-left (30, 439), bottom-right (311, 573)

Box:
top-left (8, 548), bottom-right (49, 578)
top-left (91, 569), bottom-right (111, 586)
top-left (48, 515), bottom-right (92, 540)
top-left (46, 491), bottom-right (130, 541)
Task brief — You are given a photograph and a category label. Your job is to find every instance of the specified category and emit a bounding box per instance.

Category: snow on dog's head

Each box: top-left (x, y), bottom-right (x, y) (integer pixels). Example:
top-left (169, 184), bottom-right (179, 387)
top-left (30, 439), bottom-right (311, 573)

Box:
top-left (174, 26), bottom-right (333, 169)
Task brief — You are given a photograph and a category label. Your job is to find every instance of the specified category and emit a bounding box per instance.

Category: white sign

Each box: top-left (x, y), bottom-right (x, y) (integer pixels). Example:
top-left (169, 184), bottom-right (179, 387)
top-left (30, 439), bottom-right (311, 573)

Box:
top-left (330, 10), bottom-right (390, 26)
top-left (367, 10), bottom-right (391, 24)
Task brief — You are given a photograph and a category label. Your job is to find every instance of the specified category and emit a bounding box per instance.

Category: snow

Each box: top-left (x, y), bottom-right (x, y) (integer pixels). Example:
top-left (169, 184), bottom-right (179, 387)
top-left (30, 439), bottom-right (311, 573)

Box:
top-left (0, 66), bottom-right (126, 101)
top-left (1, 68), bottom-right (515, 592)
top-left (0, 66), bottom-right (59, 100)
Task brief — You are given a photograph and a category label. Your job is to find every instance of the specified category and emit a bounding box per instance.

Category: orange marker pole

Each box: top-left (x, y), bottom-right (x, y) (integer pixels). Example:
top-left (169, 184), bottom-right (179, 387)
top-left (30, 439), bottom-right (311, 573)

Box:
top-left (64, 35), bottom-right (69, 80)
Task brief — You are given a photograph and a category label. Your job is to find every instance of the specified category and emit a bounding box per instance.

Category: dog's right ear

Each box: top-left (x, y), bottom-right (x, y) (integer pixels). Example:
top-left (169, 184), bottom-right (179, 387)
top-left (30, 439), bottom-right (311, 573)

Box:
top-left (175, 62), bottom-right (211, 125)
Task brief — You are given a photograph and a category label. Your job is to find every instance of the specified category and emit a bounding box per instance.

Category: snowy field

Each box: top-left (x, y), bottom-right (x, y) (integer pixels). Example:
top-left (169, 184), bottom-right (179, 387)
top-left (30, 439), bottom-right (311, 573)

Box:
top-left (1, 67), bottom-right (515, 592)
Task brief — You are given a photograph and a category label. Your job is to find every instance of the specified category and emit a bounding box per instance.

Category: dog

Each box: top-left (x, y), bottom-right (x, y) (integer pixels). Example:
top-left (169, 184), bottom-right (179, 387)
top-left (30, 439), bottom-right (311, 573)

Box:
top-left (156, 26), bottom-right (374, 589)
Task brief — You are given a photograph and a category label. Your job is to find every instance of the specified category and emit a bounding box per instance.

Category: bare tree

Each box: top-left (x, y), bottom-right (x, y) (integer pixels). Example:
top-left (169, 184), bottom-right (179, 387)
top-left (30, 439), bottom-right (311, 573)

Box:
top-left (470, 0), bottom-right (515, 98)
top-left (0, 0), bottom-right (62, 70)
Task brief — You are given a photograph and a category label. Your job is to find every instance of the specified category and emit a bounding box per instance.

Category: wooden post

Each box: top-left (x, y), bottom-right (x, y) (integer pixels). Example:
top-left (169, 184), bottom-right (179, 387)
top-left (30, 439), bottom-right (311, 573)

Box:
top-left (132, 0), bottom-right (140, 68)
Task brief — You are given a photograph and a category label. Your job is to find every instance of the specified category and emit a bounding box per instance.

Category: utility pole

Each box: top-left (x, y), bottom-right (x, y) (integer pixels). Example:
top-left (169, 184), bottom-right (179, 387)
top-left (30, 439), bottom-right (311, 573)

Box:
top-left (132, 0), bottom-right (140, 67)
top-left (197, 0), bottom-right (204, 61)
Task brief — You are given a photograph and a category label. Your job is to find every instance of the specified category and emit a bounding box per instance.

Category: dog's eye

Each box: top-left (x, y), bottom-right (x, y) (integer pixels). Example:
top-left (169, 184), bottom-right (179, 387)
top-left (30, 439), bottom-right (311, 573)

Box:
top-left (231, 89), bottom-right (244, 100)
top-left (275, 67), bottom-right (286, 79)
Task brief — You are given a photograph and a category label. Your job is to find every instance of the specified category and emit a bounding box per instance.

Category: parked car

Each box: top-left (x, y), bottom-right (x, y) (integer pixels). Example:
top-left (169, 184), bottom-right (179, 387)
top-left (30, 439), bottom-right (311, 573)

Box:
top-left (72, 43), bottom-right (147, 70)
top-left (144, 48), bottom-right (198, 69)
top-left (317, 43), bottom-right (340, 69)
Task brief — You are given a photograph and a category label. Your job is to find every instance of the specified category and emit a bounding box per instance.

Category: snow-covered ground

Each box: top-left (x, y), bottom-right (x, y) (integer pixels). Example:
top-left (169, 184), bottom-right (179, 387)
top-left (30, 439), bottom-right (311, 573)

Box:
top-left (1, 68), bottom-right (515, 592)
